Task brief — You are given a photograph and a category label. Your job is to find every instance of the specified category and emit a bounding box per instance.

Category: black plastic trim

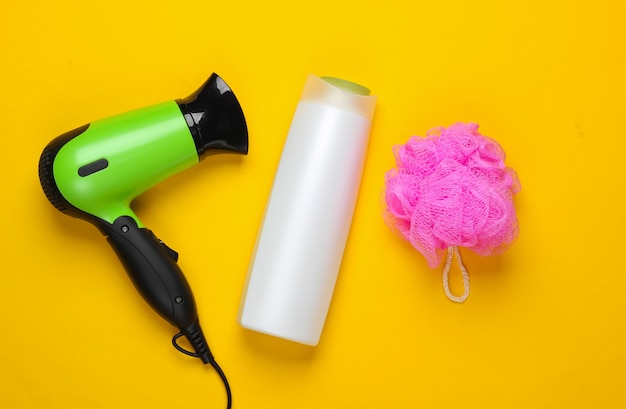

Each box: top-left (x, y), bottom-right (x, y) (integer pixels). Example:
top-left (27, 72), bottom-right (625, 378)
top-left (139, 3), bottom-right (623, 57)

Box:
top-left (78, 158), bottom-right (109, 177)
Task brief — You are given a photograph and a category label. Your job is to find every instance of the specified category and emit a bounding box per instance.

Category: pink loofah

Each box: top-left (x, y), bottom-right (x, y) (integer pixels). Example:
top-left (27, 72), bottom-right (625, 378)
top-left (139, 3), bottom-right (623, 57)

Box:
top-left (384, 123), bottom-right (520, 270)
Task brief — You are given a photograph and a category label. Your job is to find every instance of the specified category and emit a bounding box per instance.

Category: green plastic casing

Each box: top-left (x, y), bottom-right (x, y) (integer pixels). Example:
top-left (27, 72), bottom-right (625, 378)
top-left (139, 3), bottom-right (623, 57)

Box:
top-left (53, 101), bottom-right (198, 227)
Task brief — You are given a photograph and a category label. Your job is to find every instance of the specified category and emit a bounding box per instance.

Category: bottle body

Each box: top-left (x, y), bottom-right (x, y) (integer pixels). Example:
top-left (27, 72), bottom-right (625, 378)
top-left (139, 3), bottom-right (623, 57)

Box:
top-left (239, 75), bottom-right (376, 345)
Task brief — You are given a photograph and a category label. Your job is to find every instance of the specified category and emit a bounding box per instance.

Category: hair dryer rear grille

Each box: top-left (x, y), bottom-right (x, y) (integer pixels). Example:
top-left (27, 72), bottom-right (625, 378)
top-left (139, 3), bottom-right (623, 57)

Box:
top-left (38, 123), bottom-right (90, 214)
top-left (38, 145), bottom-right (68, 213)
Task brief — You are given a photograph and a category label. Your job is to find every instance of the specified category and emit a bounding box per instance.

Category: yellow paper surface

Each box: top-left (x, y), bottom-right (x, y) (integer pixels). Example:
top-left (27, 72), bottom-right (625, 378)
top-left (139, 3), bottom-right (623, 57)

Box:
top-left (1, 1), bottom-right (625, 408)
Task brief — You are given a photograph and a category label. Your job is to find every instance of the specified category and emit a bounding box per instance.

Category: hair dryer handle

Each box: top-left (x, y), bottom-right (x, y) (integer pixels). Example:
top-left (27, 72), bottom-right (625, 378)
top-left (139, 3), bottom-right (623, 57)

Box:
top-left (103, 216), bottom-right (198, 330)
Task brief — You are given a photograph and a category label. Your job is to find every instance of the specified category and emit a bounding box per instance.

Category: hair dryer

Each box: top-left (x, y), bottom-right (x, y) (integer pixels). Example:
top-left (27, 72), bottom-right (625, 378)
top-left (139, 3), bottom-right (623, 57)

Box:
top-left (38, 73), bottom-right (247, 406)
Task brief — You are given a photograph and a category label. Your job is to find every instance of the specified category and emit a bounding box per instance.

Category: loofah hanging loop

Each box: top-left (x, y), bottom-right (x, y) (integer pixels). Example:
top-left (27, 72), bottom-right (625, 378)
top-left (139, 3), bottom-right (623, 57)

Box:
top-left (383, 123), bottom-right (520, 302)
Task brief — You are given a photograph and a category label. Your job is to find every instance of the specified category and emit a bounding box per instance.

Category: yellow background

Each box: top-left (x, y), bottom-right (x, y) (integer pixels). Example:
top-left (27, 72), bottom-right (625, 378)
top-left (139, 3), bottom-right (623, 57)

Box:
top-left (1, 0), bottom-right (625, 407)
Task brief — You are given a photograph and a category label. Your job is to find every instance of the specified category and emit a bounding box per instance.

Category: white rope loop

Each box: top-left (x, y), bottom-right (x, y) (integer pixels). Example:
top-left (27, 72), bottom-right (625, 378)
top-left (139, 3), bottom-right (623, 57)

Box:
top-left (442, 246), bottom-right (470, 303)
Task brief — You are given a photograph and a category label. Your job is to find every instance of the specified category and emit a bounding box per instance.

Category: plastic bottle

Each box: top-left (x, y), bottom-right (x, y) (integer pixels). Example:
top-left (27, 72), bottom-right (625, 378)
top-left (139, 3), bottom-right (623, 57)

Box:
top-left (238, 74), bottom-right (377, 345)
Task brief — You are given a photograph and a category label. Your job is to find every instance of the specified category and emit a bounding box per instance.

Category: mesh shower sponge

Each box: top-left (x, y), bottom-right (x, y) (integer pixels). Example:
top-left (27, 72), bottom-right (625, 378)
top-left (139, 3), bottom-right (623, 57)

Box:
top-left (384, 123), bottom-right (520, 269)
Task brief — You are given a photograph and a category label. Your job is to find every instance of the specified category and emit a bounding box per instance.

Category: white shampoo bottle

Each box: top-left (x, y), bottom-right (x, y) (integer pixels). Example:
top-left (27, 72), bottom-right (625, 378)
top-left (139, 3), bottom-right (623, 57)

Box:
top-left (238, 75), bottom-right (376, 345)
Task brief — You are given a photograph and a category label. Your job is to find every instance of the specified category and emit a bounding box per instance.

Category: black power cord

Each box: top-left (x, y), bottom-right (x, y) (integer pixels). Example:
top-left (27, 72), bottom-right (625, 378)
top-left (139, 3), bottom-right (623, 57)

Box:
top-left (172, 332), bottom-right (232, 409)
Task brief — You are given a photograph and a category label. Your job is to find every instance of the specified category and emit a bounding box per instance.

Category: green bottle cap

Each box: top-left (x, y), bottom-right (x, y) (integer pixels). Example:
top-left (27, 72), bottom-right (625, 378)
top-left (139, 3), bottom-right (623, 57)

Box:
top-left (320, 77), bottom-right (371, 96)
top-left (300, 75), bottom-right (376, 120)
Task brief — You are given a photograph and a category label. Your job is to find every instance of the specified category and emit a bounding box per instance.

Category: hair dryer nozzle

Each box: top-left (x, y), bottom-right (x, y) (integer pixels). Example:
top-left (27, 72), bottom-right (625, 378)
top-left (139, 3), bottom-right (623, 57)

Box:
top-left (177, 74), bottom-right (248, 159)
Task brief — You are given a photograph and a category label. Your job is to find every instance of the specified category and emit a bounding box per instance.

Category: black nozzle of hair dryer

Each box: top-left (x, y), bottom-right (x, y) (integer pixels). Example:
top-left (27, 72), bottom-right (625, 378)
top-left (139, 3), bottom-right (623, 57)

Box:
top-left (177, 73), bottom-right (248, 159)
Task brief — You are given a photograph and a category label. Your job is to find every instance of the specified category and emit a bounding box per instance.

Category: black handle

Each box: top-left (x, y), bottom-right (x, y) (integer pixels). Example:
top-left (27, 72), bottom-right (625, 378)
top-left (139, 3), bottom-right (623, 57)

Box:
top-left (103, 216), bottom-right (198, 329)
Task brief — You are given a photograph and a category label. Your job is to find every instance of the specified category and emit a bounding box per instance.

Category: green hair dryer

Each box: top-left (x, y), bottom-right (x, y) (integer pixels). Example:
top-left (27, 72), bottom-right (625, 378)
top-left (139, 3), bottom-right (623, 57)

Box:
top-left (38, 73), bottom-right (247, 406)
